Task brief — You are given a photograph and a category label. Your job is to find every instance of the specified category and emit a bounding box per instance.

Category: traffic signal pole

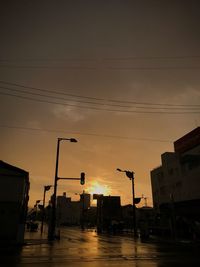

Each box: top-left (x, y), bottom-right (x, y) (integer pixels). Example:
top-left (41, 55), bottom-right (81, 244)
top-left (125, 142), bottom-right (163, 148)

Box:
top-left (41, 185), bottom-right (51, 235)
top-left (48, 173), bottom-right (85, 240)
top-left (116, 169), bottom-right (138, 238)
top-left (131, 175), bottom-right (137, 238)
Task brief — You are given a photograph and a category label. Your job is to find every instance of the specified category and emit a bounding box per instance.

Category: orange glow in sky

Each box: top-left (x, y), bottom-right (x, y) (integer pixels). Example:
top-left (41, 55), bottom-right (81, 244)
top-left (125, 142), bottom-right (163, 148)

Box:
top-left (86, 181), bottom-right (111, 196)
top-left (1, 1), bottom-right (199, 209)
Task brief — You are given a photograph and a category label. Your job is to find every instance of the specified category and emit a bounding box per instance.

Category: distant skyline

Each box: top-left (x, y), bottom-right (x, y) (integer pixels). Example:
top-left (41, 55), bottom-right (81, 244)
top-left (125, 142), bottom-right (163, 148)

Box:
top-left (1, 1), bottom-right (200, 206)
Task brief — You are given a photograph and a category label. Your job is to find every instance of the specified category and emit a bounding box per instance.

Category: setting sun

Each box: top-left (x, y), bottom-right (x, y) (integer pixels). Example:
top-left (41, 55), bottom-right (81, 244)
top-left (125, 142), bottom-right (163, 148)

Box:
top-left (86, 181), bottom-right (111, 196)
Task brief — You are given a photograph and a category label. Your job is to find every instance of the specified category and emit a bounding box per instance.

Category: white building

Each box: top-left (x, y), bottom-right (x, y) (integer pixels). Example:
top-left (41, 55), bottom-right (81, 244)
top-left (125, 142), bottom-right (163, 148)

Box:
top-left (151, 127), bottom-right (200, 216)
top-left (150, 128), bottom-right (200, 238)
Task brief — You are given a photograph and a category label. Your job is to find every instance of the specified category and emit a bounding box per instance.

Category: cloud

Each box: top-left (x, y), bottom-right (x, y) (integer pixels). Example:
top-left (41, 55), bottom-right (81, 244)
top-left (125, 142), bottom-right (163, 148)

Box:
top-left (52, 105), bottom-right (87, 122)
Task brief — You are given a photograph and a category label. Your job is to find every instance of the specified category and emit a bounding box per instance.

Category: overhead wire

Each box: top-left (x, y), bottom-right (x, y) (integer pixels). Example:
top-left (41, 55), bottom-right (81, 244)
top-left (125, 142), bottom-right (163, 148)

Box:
top-left (0, 54), bottom-right (200, 70)
top-left (0, 80), bottom-right (200, 108)
top-left (0, 86), bottom-right (132, 108)
top-left (0, 64), bottom-right (200, 70)
top-left (1, 91), bottom-right (200, 114)
top-left (0, 85), bottom-right (200, 111)
top-left (0, 124), bottom-right (172, 143)
top-left (1, 54), bottom-right (200, 61)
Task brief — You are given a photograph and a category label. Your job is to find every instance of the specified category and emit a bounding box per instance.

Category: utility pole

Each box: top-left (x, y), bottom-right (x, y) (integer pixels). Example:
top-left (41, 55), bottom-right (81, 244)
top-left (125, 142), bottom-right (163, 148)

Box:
top-left (48, 137), bottom-right (77, 241)
top-left (117, 168), bottom-right (138, 238)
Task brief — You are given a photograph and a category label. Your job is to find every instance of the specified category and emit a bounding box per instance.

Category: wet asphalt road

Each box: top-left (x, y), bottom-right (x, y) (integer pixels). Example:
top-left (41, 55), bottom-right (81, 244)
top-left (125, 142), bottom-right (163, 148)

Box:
top-left (1, 227), bottom-right (200, 267)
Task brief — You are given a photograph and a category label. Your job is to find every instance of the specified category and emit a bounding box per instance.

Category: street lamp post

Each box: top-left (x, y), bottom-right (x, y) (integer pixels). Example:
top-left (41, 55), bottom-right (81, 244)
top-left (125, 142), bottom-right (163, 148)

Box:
top-left (34, 199), bottom-right (41, 209)
top-left (117, 168), bottom-right (138, 237)
top-left (34, 200), bottom-right (41, 215)
top-left (48, 137), bottom-right (77, 241)
top-left (41, 185), bottom-right (52, 235)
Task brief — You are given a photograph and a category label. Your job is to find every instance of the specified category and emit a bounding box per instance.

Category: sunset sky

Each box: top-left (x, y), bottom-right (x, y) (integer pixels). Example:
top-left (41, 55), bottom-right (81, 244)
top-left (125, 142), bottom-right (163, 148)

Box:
top-left (1, 1), bottom-right (200, 207)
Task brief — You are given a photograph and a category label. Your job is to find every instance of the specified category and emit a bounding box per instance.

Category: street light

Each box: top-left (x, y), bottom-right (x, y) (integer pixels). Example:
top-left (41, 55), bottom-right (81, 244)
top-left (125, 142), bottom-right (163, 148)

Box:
top-left (48, 137), bottom-right (77, 240)
top-left (34, 200), bottom-right (41, 212)
top-left (33, 200), bottom-right (41, 223)
top-left (41, 185), bottom-right (52, 235)
top-left (34, 200), bottom-right (41, 207)
top-left (116, 168), bottom-right (138, 237)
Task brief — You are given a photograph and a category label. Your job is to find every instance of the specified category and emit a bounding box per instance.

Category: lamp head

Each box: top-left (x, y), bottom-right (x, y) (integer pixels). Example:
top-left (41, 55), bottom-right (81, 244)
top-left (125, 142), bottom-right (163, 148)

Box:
top-left (116, 168), bottom-right (122, 172)
top-left (125, 171), bottom-right (134, 179)
top-left (70, 138), bottom-right (78, 143)
top-left (44, 185), bottom-right (52, 191)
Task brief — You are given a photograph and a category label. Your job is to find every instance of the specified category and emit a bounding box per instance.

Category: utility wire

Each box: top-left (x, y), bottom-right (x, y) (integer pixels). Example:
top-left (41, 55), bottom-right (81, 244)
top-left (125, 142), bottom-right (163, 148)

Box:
top-left (0, 80), bottom-right (200, 108)
top-left (0, 64), bottom-right (200, 70)
top-left (0, 80), bottom-right (107, 102)
top-left (105, 55), bottom-right (200, 60)
top-left (0, 86), bottom-right (132, 109)
top-left (1, 86), bottom-right (200, 111)
top-left (1, 91), bottom-right (200, 114)
top-left (1, 55), bottom-right (200, 62)
top-left (1, 55), bottom-right (200, 71)
top-left (0, 125), bottom-right (172, 143)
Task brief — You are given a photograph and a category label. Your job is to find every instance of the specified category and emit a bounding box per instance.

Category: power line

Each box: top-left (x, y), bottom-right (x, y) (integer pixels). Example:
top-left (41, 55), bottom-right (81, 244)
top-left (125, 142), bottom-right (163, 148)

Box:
top-left (0, 80), bottom-right (200, 108)
top-left (105, 55), bottom-right (200, 60)
top-left (1, 91), bottom-right (200, 114)
top-left (1, 86), bottom-right (200, 111)
top-left (1, 55), bottom-right (200, 62)
top-left (108, 66), bottom-right (200, 70)
top-left (0, 80), bottom-right (107, 102)
top-left (0, 86), bottom-right (132, 109)
top-left (0, 124), bottom-right (172, 143)
top-left (0, 64), bottom-right (200, 70)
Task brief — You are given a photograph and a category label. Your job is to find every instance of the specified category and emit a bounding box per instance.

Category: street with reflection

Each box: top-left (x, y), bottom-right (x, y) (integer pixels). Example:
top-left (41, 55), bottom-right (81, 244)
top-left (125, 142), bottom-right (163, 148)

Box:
top-left (1, 227), bottom-right (200, 267)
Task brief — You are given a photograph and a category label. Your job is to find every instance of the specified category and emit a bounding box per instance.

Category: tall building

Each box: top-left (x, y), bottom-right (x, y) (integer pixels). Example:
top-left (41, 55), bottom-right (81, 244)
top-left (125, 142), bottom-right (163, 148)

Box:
top-left (95, 195), bottom-right (122, 232)
top-left (57, 193), bottom-right (81, 225)
top-left (56, 192), bottom-right (91, 226)
top-left (150, 127), bottom-right (200, 237)
top-left (0, 161), bottom-right (29, 244)
top-left (80, 192), bottom-right (90, 210)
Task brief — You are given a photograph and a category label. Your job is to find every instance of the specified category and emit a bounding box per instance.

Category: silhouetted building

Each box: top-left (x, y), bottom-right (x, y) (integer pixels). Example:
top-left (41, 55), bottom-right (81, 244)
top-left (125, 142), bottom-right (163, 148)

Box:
top-left (102, 196), bottom-right (121, 221)
top-left (0, 161), bottom-right (29, 244)
top-left (151, 127), bottom-right (200, 238)
top-left (57, 193), bottom-right (81, 225)
top-left (137, 206), bottom-right (154, 238)
top-left (86, 206), bottom-right (97, 227)
top-left (95, 195), bottom-right (122, 232)
top-left (80, 192), bottom-right (90, 210)
top-left (122, 204), bottom-right (136, 230)
top-left (56, 192), bottom-right (91, 226)
top-left (79, 192), bottom-right (91, 229)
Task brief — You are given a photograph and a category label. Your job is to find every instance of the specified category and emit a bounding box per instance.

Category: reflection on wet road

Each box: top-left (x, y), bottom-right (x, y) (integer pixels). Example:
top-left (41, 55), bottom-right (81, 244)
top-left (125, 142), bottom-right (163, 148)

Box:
top-left (1, 227), bottom-right (200, 266)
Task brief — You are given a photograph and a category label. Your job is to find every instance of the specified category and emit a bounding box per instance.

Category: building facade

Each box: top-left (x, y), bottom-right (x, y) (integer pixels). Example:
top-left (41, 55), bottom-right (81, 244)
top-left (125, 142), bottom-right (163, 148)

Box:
top-left (56, 192), bottom-right (91, 226)
top-left (57, 193), bottom-right (80, 225)
top-left (0, 161), bottom-right (29, 244)
top-left (94, 195), bottom-right (122, 232)
top-left (150, 127), bottom-right (200, 238)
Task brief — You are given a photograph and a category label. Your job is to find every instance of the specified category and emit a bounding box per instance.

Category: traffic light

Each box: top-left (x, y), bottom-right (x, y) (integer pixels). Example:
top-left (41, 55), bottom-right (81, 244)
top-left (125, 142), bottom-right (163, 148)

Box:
top-left (80, 172), bottom-right (85, 185)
